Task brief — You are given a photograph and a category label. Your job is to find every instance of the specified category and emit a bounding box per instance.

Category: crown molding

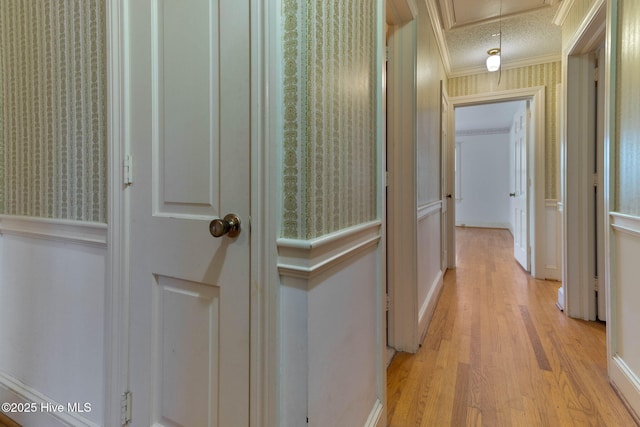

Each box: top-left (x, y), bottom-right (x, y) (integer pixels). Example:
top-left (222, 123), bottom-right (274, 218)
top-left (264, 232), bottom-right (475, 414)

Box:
top-left (439, 0), bottom-right (455, 30)
top-left (552, 0), bottom-right (575, 26)
top-left (449, 53), bottom-right (561, 78)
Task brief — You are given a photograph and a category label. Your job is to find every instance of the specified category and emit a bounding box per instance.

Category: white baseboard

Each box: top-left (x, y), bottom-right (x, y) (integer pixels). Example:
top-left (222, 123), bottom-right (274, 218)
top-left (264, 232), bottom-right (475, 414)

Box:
top-left (364, 399), bottom-right (384, 427)
top-left (0, 373), bottom-right (99, 427)
top-left (455, 221), bottom-right (510, 229)
top-left (610, 356), bottom-right (640, 421)
top-left (556, 286), bottom-right (565, 311)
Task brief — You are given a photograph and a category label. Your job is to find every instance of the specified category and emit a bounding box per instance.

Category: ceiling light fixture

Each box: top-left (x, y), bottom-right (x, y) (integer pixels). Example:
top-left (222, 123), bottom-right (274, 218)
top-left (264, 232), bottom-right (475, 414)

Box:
top-left (486, 48), bottom-right (501, 72)
top-left (486, 0), bottom-right (503, 77)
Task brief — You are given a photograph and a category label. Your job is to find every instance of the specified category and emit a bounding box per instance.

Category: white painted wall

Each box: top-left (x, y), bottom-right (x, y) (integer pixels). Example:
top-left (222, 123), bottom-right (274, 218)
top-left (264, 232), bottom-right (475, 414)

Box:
top-left (277, 222), bottom-right (384, 427)
top-left (0, 218), bottom-right (107, 427)
top-left (416, 204), bottom-right (444, 342)
top-left (610, 214), bottom-right (640, 417)
top-left (307, 249), bottom-right (379, 427)
top-left (456, 132), bottom-right (511, 229)
top-left (544, 200), bottom-right (562, 281)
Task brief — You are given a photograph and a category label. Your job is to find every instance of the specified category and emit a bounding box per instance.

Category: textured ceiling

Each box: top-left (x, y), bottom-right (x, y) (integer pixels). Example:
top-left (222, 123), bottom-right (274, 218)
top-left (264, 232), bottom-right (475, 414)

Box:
top-left (440, 0), bottom-right (554, 29)
top-left (435, 0), bottom-right (563, 76)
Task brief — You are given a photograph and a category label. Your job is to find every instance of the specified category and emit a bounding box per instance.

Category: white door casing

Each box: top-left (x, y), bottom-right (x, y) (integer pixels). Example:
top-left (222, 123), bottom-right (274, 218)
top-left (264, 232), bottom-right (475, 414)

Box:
top-left (449, 87), bottom-right (545, 279)
top-left (512, 103), bottom-right (530, 271)
top-left (441, 81), bottom-right (451, 271)
top-left (127, 0), bottom-right (251, 426)
top-left (596, 46), bottom-right (607, 321)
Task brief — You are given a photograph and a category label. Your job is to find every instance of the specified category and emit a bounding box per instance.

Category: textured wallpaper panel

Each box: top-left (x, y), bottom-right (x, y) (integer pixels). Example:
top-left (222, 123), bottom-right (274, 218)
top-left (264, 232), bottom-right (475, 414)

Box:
top-left (0, 0), bottom-right (106, 222)
top-left (283, 0), bottom-right (378, 239)
top-left (448, 62), bottom-right (561, 199)
top-left (562, 0), bottom-right (598, 48)
top-left (283, 0), bottom-right (306, 238)
top-left (416, 0), bottom-right (447, 206)
top-left (615, 0), bottom-right (640, 215)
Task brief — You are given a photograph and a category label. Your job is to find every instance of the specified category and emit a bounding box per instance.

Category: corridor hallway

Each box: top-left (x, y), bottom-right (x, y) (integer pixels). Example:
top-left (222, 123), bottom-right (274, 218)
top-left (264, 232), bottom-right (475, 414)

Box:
top-left (387, 227), bottom-right (637, 426)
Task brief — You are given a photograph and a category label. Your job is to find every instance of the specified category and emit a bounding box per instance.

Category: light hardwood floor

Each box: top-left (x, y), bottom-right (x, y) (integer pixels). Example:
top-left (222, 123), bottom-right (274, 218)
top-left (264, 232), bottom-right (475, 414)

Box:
top-left (0, 413), bottom-right (20, 427)
top-left (387, 227), bottom-right (638, 427)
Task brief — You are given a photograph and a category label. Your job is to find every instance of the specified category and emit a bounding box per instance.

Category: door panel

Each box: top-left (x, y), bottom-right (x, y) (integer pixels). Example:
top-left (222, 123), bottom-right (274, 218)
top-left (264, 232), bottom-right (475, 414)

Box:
top-left (155, 275), bottom-right (220, 427)
top-left (512, 104), bottom-right (530, 270)
top-left (154, 0), bottom-right (220, 214)
top-left (127, 0), bottom-right (250, 425)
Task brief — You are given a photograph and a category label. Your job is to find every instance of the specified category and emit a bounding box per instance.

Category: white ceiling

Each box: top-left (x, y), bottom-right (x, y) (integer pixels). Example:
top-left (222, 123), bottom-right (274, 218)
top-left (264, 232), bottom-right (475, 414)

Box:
top-left (455, 101), bottom-right (525, 132)
top-left (432, 0), bottom-right (564, 76)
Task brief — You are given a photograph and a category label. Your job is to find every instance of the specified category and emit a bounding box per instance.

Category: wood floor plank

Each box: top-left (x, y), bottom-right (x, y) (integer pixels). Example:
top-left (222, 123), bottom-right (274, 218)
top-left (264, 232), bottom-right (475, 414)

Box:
top-left (387, 227), bottom-right (639, 426)
top-left (519, 305), bottom-right (553, 372)
top-left (0, 413), bottom-right (20, 427)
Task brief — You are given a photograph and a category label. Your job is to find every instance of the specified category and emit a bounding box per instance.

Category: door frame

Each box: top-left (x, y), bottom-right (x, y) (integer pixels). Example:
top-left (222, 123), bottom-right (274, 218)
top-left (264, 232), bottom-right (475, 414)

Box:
top-left (562, 0), bottom-right (606, 321)
top-left (441, 82), bottom-right (453, 270)
top-left (448, 86), bottom-right (546, 279)
top-left (105, 0), bottom-right (274, 424)
top-left (105, 1), bottom-right (129, 424)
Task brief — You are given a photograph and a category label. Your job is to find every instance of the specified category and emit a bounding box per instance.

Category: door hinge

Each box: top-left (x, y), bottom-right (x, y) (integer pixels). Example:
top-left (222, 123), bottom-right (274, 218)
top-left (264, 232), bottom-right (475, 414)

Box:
top-left (594, 67), bottom-right (599, 82)
top-left (593, 173), bottom-right (599, 187)
top-left (121, 391), bottom-right (132, 425)
top-left (385, 46), bottom-right (389, 62)
top-left (594, 277), bottom-right (599, 292)
top-left (386, 294), bottom-right (391, 312)
top-left (123, 155), bottom-right (133, 186)
top-left (385, 171), bottom-right (389, 187)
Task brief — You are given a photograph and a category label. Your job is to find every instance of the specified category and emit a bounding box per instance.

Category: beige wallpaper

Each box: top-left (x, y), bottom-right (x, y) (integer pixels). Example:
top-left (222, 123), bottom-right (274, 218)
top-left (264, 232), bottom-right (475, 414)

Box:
top-left (615, 0), bottom-right (640, 215)
top-left (282, 0), bottom-right (378, 239)
top-left (562, 0), bottom-right (599, 48)
top-left (448, 62), bottom-right (562, 199)
top-left (0, 0), bottom-right (106, 222)
top-left (416, 0), bottom-right (447, 206)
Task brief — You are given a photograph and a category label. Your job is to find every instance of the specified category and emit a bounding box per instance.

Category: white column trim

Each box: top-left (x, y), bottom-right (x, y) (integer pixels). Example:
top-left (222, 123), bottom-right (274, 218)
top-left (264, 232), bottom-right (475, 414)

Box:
top-left (105, 1), bottom-right (129, 425)
top-left (252, 0), bottom-right (280, 425)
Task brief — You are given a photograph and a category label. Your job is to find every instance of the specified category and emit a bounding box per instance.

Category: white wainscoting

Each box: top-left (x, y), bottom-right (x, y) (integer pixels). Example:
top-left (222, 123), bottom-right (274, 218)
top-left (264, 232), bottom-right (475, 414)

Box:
top-left (417, 202), bottom-right (444, 344)
top-left (610, 213), bottom-right (640, 419)
top-left (544, 200), bottom-right (562, 281)
top-left (278, 221), bottom-right (384, 427)
top-left (0, 216), bottom-right (107, 427)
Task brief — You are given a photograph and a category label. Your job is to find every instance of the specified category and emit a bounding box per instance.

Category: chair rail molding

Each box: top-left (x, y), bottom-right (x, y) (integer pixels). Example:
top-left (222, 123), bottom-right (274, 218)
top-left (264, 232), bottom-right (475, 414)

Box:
top-left (277, 221), bottom-right (382, 280)
top-left (0, 215), bottom-right (107, 247)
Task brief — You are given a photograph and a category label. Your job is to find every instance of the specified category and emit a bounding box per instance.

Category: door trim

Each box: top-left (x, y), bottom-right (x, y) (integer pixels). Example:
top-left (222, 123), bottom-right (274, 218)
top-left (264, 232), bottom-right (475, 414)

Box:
top-left (105, 0), bottom-right (129, 425)
top-left (449, 86), bottom-right (546, 279)
top-left (562, 0), bottom-right (606, 321)
top-left (252, 0), bottom-right (278, 425)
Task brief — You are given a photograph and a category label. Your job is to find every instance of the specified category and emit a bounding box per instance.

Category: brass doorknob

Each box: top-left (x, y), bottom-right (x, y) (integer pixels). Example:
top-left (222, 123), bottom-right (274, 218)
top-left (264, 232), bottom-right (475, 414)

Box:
top-left (209, 214), bottom-right (241, 238)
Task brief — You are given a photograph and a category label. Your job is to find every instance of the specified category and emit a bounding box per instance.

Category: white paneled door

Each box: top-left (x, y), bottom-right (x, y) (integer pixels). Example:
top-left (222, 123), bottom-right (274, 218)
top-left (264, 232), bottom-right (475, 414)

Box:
top-left (127, 0), bottom-right (250, 426)
top-left (512, 103), bottom-right (530, 271)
